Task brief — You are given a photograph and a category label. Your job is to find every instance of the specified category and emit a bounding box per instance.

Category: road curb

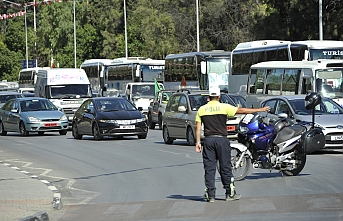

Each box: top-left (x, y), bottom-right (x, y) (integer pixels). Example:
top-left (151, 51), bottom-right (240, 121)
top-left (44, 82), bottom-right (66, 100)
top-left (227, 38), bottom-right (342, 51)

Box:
top-left (0, 161), bottom-right (62, 220)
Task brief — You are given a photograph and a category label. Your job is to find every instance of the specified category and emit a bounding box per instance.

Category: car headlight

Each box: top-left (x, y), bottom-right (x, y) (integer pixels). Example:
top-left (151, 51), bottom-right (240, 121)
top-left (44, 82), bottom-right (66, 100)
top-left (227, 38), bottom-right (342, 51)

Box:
top-left (99, 118), bottom-right (147, 124)
top-left (60, 115), bottom-right (67, 121)
top-left (28, 116), bottom-right (41, 122)
top-left (239, 126), bottom-right (249, 134)
top-left (136, 117), bottom-right (147, 123)
top-left (99, 119), bottom-right (117, 123)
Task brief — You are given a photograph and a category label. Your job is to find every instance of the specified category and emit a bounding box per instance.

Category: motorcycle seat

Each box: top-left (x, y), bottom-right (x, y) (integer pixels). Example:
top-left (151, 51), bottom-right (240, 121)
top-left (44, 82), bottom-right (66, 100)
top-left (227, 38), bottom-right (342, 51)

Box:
top-left (273, 125), bottom-right (306, 144)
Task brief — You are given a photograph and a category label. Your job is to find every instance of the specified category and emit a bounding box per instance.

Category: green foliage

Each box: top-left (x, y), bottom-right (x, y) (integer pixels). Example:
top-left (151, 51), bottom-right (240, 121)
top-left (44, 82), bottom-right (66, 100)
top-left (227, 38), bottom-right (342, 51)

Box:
top-left (0, 0), bottom-right (342, 81)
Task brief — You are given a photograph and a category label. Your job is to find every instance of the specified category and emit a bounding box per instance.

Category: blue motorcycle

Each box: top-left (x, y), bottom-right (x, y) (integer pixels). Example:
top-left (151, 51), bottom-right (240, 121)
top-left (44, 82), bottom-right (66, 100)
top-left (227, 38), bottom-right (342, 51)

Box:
top-left (230, 93), bottom-right (325, 181)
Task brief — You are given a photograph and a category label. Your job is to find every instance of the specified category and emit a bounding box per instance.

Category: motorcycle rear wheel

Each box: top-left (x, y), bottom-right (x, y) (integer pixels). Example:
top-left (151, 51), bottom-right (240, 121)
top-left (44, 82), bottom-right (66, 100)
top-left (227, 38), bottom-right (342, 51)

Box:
top-left (217, 147), bottom-right (251, 181)
top-left (282, 151), bottom-right (306, 176)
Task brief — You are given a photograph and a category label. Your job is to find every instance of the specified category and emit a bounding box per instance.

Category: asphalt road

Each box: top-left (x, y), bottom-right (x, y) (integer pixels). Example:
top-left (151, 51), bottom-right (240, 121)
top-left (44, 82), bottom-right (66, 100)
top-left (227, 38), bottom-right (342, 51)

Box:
top-left (0, 129), bottom-right (342, 221)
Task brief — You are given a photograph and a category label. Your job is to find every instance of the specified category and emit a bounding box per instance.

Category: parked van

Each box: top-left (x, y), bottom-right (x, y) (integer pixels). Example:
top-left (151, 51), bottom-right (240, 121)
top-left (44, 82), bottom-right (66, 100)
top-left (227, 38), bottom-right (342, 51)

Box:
top-left (34, 68), bottom-right (92, 124)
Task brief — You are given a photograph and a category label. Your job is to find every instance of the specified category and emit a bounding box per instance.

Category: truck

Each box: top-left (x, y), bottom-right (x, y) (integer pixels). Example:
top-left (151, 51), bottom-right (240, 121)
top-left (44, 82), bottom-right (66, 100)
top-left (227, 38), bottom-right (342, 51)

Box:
top-left (34, 68), bottom-right (92, 124)
top-left (125, 82), bottom-right (164, 115)
top-left (147, 90), bottom-right (174, 129)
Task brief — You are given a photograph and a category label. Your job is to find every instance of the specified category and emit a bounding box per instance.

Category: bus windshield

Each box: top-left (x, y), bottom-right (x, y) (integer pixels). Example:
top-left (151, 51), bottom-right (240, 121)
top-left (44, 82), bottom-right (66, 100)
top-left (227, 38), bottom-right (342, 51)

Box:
top-left (207, 58), bottom-right (230, 91)
top-left (310, 49), bottom-right (343, 60)
top-left (316, 69), bottom-right (343, 99)
top-left (141, 65), bottom-right (164, 82)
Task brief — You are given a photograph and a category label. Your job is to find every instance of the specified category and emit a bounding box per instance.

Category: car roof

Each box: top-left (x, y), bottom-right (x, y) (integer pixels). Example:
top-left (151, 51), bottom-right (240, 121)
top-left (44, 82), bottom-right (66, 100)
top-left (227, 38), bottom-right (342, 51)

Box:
top-left (261, 95), bottom-right (333, 102)
top-left (0, 91), bottom-right (22, 95)
top-left (14, 97), bottom-right (47, 101)
top-left (91, 97), bottom-right (126, 101)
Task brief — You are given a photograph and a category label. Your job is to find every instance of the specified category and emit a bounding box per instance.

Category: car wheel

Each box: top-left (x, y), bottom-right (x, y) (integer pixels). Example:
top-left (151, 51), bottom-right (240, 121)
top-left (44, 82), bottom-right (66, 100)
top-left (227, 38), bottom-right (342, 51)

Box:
top-left (19, 122), bottom-right (29, 137)
top-left (92, 123), bottom-right (102, 141)
top-left (59, 130), bottom-right (67, 135)
top-left (158, 114), bottom-right (163, 130)
top-left (38, 131), bottom-right (44, 135)
top-left (138, 134), bottom-right (147, 139)
top-left (163, 126), bottom-right (173, 144)
top-left (72, 122), bottom-right (82, 139)
top-left (147, 113), bottom-right (155, 129)
top-left (0, 121), bottom-right (7, 136)
top-left (186, 126), bottom-right (196, 146)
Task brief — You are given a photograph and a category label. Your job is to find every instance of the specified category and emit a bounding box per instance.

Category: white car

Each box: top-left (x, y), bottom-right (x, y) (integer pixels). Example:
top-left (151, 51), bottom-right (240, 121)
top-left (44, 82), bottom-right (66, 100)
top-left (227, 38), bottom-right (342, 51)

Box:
top-left (260, 95), bottom-right (343, 148)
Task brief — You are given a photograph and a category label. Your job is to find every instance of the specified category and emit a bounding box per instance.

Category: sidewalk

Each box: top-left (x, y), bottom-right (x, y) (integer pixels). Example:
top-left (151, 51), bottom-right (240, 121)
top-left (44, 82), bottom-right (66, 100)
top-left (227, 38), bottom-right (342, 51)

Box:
top-left (0, 161), bottom-right (61, 221)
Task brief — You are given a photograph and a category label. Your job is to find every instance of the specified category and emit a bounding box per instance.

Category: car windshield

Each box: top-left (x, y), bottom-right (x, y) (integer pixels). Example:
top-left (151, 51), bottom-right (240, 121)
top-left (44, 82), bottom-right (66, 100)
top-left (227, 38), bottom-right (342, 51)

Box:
top-left (189, 94), bottom-right (246, 111)
top-left (289, 98), bottom-right (343, 115)
top-left (20, 99), bottom-right (57, 112)
top-left (95, 99), bottom-right (137, 112)
top-left (0, 94), bottom-right (22, 103)
top-left (132, 85), bottom-right (155, 98)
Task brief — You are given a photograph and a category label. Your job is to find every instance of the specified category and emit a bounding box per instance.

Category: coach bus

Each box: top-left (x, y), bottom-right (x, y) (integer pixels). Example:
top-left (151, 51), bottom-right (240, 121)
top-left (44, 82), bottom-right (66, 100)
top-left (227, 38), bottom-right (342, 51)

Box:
top-left (231, 40), bottom-right (343, 94)
top-left (80, 57), bottom-right (165, 96)
top-left (244, 60), bottom-right (343, 108)
top-left (164, 50), bottom-right (231, 91)
top-left (18, 67), bottom-right (50, 93)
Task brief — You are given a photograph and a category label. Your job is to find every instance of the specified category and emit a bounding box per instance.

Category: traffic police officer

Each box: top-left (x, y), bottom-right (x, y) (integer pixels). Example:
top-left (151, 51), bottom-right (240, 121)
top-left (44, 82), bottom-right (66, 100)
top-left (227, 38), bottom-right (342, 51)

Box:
top-left (195, 86), bottom-right (270, 202)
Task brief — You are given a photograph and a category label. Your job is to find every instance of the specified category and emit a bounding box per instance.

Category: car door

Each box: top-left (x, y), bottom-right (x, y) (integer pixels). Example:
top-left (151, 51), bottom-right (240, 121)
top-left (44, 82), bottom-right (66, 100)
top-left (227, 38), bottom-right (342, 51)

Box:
top-left (8, 100), bottom-right (21, 131)
top-left (1, 100), bottom-right (16, 131)
top-left (164, 95), bottom-right (181, 138)
top-left (174, 95), bottom-right (189, 138)
top-left (151, 91), bottom-right (161, 121)
top-left (80, 100), bottom-right (95, 135)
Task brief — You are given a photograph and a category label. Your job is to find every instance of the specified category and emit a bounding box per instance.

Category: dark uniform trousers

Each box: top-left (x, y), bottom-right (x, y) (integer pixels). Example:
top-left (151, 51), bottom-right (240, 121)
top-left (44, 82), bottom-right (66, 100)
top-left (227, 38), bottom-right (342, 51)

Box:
top-left (202, 136), bottom-right (232, 198)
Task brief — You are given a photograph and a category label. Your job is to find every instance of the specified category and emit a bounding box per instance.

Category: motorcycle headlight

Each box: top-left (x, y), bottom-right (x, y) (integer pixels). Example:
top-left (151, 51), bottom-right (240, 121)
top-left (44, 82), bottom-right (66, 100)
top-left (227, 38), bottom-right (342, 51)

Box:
top-left (60, 115), bottom-right (67, 121)
top-left (239, 126), bottom-right (249, 134)
top-left (28, 116), bottom-right (41, 122)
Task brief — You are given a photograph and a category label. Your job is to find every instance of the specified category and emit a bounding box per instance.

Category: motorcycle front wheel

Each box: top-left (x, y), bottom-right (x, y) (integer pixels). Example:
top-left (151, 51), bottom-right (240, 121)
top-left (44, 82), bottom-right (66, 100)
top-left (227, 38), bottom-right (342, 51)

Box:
top-left (282, 150), bottom-right (306, 176)
top-left (217, 147), bottom-right (251, 181)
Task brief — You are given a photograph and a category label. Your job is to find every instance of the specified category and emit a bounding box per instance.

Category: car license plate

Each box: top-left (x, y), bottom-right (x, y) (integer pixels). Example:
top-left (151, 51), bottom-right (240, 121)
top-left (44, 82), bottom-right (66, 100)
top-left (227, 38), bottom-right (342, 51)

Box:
top-left (227, 125), bottom-right (235, 131)
top-left (44, 123), bottom-right (58, 127)
top-left (331, 135), bottom-right (343, 141)
top-left (120, 125), bottom-right (135, 129)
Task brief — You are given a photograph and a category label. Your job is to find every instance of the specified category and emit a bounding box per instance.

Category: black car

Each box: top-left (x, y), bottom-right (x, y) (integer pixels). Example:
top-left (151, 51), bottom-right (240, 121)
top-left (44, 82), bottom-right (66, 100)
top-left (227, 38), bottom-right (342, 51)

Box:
top-left (72, 97), bottom-right (148, 140)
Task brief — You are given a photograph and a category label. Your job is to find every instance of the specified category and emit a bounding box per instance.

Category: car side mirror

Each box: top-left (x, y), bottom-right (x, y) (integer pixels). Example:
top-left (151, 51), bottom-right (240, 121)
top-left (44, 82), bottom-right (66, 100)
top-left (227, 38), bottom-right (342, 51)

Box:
top-left (269, 108), bottom-right (275, 114)
top-left (178, 106), bottom-right (187, 113)
top-left (11, 109), bottom-right (19, 113)
top-left (138, 107), bottom-right (143, 111)
top-left (84, 108), bottom-right (93, 114)
top-left (277, 113), bottom-right (288, 118)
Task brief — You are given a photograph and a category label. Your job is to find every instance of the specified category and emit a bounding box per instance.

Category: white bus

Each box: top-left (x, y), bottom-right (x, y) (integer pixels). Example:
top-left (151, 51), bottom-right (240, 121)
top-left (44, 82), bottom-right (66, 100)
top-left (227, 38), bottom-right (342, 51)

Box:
top-left (245, 60), bottom-right (343, 108)
top-left (18, 67), bottom-right (49, 93)
top-left (164, 51), bottom-right (231, 91)
top-left (80, 57), bottom-right (165, 96)
top-left (231, 40), bottom-right (343, 94)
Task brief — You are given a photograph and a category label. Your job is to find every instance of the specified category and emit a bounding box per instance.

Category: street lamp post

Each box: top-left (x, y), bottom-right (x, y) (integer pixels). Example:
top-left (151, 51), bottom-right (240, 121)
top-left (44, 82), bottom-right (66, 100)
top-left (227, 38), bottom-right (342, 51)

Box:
top-left (124, 0), bottom-right (128, 58)
top-left (74, 0), bottom-right (77, 68)
top-left (319, 0), bottom-right (323, 40)
top-left (196, 0), bottom-right (200, 52)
